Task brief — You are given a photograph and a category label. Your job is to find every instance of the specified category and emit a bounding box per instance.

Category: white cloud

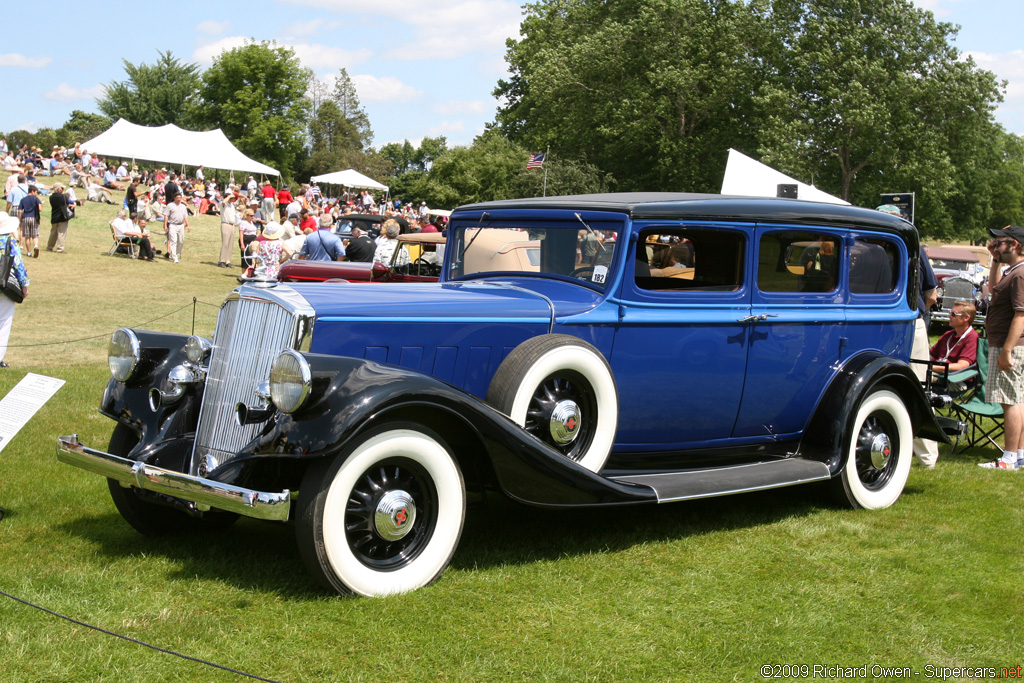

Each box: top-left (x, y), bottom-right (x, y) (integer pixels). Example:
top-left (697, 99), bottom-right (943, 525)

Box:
top-left (352, 74), bottom-right (421, 102)
top-left (282, 19), bottom-right (343, 38)
top-left (291, 43), bottom-right (371, 70)
top-left (197, 20), bottom-right (229, 35)
top-left (425, 120), bottom-right (466, 136)
top-left (0, 53), bottom-right (51, 68)
top-left (968, 49), bottom-right (1024, 134)
top-left (193, 35), bottom-right (369, 70)
top-left (281, 0), bottom-right (522, 60)
top-left (42, 83), bottom-right (105, 103)
top-left (192, 36), bottom-right (251, 65)
top-left (433, 100), bottom-right (489, 116)
top-left (11, 122), bottom-right (43, 134)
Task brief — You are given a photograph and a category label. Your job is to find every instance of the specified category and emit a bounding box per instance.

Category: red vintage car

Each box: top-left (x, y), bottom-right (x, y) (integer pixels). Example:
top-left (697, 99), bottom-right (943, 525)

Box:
top-left (278, 232), bottom-right (446, 283)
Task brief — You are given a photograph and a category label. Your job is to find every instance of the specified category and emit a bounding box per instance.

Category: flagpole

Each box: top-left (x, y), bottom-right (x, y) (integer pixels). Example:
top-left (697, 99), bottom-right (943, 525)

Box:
top-left (542, 145), bottom-right (550, 197)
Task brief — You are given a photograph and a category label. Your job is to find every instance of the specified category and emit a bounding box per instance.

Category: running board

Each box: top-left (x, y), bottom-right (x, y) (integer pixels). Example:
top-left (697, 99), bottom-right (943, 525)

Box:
top-left (608, 459), bottom-right (832, 503)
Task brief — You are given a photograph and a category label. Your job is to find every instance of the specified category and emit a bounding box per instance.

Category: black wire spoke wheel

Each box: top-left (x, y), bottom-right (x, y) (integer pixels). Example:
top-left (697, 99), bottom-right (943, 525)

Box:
top-left (833, 388), bottom-right (912, 510)
top-left (524, 371), bottom-right (598, 462)
top-left (854, 411), bottom-right (900, 491)
top-left (344, 458), bottom-right (438, 571)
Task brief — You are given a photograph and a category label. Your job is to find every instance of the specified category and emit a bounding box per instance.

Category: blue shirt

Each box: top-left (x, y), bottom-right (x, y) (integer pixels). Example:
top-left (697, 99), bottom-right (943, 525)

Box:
top-left (300, 229), bottom-right (345, 261)
top-left (919, 246), bottom-right (937, 323)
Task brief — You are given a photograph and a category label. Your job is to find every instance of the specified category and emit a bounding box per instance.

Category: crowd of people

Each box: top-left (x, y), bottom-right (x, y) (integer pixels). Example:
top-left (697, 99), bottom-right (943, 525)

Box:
top-left (2, 141), bottom-right (448, 271)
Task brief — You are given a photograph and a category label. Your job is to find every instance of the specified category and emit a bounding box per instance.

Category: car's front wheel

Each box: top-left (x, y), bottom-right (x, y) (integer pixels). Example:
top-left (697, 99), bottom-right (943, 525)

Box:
top-left (106, 423), bottom-right (238, 536)
top-left (833, 388), bottom-right (913, 509)
top-left (296, 424), bottom-right (466, 597)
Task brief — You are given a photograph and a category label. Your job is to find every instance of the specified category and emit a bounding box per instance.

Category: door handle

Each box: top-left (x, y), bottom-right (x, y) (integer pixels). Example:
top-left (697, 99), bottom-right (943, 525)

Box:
top-left (738, 313), bottom-right (780, 323)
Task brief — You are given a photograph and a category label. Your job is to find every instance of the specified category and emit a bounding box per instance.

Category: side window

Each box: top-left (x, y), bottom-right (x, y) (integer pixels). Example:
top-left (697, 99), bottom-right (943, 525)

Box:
top-left (759, 232), bottom-right (840, 293)
top-left (850, 238), bottom-right (898, 294)
top-left (635, 228), bottom-right (744, 291)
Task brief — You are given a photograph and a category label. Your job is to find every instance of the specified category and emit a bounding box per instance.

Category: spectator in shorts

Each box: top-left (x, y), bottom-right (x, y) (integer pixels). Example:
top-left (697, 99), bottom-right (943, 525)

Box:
top-left (17, 184), bottom-right (42, 258)
top-left (981, 225), bottom-right (1024, 470)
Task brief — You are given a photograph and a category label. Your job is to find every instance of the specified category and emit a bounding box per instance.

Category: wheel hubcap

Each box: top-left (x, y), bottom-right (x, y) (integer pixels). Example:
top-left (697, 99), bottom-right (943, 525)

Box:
top-left (869, 433), bottom-right (892, 469)
top-left (549, 399), bottom-right (582, 445)
top-left (855, 411), bottom-right (899, 490)
top-left (373, 490), bottom-right (417, 541)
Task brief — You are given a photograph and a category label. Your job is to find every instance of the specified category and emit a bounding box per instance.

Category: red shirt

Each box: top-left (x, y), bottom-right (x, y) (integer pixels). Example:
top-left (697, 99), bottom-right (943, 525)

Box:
top-left (262, 184), bottom-right (276, 198)
top-left (277, 189), bottom-right (292, 205)
top-left (300, 217), bottom-right (317, 233)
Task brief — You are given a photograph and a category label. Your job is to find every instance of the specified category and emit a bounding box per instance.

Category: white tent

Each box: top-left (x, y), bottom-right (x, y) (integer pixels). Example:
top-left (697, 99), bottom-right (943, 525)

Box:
top-left (720, 149), bottom-right (847, 205)
top-left (310, 169), bottom-right (388, 192)
top-left (80, 118), bottom-right (279, 176)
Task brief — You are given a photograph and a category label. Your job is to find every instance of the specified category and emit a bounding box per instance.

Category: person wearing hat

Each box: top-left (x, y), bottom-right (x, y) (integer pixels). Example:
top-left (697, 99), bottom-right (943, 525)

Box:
top-left (980, 225), bottom-right (1024, 470)
top-left (217, 193), bottom-right (239, 268)
top-left (877, 204), bottom-right (940, 467)
top-left (46, 183), bottom-right (71, 253)
top-left (247, 221), bottom-right (292, 278)
top-left (0, 212), bottom-right (29, 368)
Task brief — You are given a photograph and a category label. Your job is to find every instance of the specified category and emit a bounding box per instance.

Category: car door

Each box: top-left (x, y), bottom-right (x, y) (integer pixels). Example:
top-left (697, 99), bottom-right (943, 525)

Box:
top-left (609, 222), bottom-right (752, 449)
top-left (730, 226), bottom-right (847, 439)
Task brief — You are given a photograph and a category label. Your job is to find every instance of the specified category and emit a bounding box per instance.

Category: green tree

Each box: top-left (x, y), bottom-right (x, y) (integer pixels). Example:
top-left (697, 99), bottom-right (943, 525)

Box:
top-left (331, 68), bottom-right (373, 149)
top-left (495, 0), bottom-right (764, 192)
top-left (754, 0), bottom-right (1004, 236)
top-left (97, 50), bottom-right (202, 128)
top-left (58, 110), bottom-right (112, 145)
top-left (302, 100), bottom-right (365, 177)
top-left (420, 132), bottom-right (529, 207)
top-left (197, 40), bottom-right (312, 179)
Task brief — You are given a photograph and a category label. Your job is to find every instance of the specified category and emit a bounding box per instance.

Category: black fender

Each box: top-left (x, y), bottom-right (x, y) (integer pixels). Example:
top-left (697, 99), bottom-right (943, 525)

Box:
top-left (99, 329), bottom-right (201, 473)
top-left (801, 351), bottom-right (950, 475)
top-left (222, 353), bottom-right (656, 508)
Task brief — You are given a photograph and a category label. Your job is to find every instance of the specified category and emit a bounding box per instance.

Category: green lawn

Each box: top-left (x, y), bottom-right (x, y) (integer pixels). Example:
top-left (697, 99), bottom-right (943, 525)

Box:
top-left (0, 172), bottom-right (1021, 682)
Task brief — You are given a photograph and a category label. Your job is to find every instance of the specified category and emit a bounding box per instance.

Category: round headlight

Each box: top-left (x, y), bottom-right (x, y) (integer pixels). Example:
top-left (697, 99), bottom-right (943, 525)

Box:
top-left (108, 328), bottom-right (141, 382)
top-left (185, 335), bottom-right (212, 364)
top-left (269, 350), bottom-right (312, 413)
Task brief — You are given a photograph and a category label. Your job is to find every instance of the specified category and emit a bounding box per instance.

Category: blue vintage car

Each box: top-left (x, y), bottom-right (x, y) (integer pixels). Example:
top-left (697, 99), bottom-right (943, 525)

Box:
top-left (58, 192), bottom-right (956, 597)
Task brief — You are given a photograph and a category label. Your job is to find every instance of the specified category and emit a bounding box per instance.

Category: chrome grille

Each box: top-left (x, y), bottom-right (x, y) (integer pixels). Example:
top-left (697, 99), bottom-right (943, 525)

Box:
top-left (941, 277), bottom-right (975, 309)
top-left (191, 285), bottom-right (314, 475)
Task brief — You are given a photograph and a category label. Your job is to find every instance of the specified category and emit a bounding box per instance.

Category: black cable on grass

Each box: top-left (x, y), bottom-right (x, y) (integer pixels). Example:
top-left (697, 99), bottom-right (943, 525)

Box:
top-left (4, 299), bottom-right (224, 348)
top-left (0, 589), bottom-right (282, 682)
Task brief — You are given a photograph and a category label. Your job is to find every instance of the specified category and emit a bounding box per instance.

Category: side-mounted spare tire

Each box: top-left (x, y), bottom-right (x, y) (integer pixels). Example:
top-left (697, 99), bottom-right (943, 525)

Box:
top-left (486, 334), bottom-right (618, 473)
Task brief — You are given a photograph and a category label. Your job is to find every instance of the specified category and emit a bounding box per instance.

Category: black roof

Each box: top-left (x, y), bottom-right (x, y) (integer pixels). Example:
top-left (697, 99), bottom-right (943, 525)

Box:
top-left (453, 192), bottom-right (916, 241)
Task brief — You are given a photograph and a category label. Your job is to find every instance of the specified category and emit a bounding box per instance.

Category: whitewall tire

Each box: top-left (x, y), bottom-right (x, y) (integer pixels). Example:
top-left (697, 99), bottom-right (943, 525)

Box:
top-left (297, 425), bottom-right (465, 597)
top-left (835, 389), bottom-right (913, 510)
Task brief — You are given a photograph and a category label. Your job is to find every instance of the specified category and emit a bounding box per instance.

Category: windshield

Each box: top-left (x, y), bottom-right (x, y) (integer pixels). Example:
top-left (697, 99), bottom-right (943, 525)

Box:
top-left (447, 222), bottom-right (620, 288)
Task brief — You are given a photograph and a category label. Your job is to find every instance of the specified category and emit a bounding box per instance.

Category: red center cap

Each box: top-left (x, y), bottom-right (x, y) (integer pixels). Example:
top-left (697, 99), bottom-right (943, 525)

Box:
top-left (566, 417), bottom-right (577, 431)
top-left (395, 508), bottom-right (408, 526)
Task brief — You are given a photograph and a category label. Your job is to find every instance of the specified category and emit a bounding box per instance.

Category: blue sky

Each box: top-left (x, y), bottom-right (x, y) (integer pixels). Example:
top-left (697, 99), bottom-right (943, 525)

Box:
top-left (2, 0), bottom-right (1021, 150)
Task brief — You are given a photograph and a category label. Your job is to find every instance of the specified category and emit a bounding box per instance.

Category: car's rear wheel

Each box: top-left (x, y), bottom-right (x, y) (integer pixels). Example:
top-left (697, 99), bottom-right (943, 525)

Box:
top-left (832, 388), bottom-right (913, 509)
top-left (106, 424), bottom-right (238, 536)
top-left (486, 334), bottom-right (617, 473)
top-left (296, 424), bottom-right (465, 597)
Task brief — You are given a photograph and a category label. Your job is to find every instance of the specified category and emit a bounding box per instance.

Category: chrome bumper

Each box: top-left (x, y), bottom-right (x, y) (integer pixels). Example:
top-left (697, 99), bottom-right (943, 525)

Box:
top-left (57, 435), bottom-right (291, 522)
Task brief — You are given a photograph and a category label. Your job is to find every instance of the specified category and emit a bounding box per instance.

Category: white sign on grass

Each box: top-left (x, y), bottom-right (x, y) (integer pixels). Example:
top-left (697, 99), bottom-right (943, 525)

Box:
top-left (0, 373), bottom-right (66, 454)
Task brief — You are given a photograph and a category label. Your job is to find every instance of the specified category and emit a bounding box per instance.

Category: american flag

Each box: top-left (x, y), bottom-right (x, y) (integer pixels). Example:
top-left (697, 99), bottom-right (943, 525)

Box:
top-left (526, 153), bottom-right (545, 169)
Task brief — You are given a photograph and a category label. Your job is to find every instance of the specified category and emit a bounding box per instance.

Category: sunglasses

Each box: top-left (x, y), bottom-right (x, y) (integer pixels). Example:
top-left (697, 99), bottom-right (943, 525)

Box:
top-left (995, 239), bottom-right (1016, 246)
top-left (950, 312), bottom-right (969, 318)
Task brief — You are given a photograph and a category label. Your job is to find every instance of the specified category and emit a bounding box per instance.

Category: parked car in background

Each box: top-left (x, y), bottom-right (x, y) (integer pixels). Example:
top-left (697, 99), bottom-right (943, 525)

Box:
top-left (59, 193), bottom-right (958, 597)
top-left (926, 246), bottom-right (987, 326)
top-left (278, 232), bottom-right (446, 284)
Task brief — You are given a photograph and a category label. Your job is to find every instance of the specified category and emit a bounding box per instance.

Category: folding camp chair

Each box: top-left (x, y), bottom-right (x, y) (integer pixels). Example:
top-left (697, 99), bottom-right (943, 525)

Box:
top-left (950, 335), bottom-right (1004, 453)
top-left (109, 223), bottom-right (138, 259)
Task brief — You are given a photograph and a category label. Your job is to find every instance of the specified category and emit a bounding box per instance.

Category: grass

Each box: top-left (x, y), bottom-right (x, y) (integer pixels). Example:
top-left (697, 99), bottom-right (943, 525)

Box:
top-left (1, 171), bottom-right (1022, 681)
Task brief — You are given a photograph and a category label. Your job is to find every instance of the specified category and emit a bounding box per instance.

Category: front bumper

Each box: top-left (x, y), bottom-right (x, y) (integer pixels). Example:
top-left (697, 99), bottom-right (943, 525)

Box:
top-left (57, 435), bottom-right (291, 522)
